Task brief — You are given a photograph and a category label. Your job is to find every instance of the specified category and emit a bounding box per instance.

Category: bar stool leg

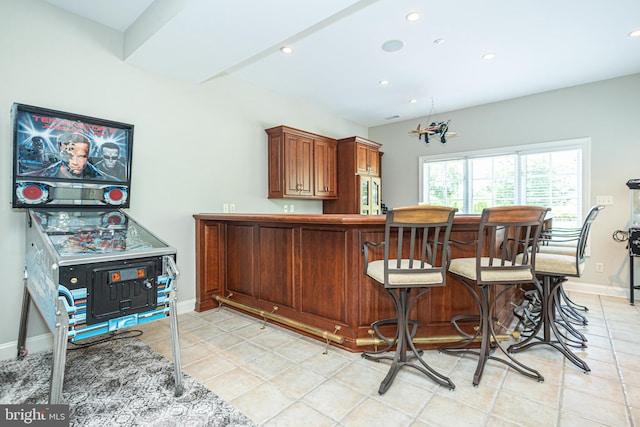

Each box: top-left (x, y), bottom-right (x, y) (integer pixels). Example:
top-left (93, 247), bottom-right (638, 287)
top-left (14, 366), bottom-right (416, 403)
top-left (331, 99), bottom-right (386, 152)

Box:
top-left (473, 285), bottom-right (492, 386)
top-left (442, 282), bottom-right (544, 386)
top-left (508, 276), bottom-right (590, 373)
top-left (363, 288), bottom-right (455, 394)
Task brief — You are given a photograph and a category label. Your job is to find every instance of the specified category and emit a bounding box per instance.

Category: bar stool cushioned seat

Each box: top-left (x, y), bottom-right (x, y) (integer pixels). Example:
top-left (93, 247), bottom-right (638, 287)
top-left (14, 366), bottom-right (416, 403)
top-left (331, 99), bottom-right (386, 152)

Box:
top-left (366, 259), bottom-right (445, 285)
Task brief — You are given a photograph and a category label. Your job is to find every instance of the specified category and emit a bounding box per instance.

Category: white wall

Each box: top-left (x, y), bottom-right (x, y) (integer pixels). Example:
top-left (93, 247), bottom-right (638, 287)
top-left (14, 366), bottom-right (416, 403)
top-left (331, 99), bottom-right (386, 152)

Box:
top-left (370, 73), bottom-right (640, 297)
top-left (0, 0), bottom-right (366, 355)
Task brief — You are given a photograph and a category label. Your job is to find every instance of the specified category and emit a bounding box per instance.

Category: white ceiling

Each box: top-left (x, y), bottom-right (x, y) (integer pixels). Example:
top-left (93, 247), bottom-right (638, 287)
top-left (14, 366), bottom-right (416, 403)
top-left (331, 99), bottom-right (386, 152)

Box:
top-left (43, 0), bottom-right (640, 127)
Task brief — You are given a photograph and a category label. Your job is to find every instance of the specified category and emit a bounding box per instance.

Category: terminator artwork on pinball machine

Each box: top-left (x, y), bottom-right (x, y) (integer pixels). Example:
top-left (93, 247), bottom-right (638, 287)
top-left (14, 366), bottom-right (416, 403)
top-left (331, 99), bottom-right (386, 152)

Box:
top-left (11, 103), bottom-right (183, 403)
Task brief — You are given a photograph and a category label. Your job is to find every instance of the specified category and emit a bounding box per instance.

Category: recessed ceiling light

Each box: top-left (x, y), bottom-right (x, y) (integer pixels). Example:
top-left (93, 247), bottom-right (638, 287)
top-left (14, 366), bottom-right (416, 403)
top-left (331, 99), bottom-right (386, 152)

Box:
top-left (280, 46), bottom-right (293, 54)
top-left (384, 115), bottom-right (400, 120)
top-left (433, 38), bottom-right (445, 45)
top-left (379, 80), bottom-right (389, 86)
top-left (409, 99), bottom-right (417, 104)
top-left (381, 39), bottom-right (404, 52)
top-left (629, 29), bottom-right (640, 38)
top-left (482, 52), bottom-right (496, 60)
top-left (406, 12), bottom-right (421, 22)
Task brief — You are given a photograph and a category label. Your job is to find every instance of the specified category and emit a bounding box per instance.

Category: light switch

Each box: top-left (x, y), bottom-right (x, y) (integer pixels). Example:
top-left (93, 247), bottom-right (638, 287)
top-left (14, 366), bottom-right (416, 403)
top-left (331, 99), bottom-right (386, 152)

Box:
top-left (595, 195), bottom-right (613, 205)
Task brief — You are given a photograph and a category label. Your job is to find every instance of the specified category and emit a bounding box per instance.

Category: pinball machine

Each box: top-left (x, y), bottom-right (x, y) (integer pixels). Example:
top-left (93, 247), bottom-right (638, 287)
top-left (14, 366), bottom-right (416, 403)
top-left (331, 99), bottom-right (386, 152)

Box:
top-left (11, 103), bottom-right (183, 403)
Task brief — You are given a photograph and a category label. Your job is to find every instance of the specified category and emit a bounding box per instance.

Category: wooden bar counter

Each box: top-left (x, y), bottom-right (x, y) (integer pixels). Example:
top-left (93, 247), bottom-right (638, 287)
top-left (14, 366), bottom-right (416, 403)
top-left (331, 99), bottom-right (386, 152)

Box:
top-left (194, 213), bottom-right (519, 351)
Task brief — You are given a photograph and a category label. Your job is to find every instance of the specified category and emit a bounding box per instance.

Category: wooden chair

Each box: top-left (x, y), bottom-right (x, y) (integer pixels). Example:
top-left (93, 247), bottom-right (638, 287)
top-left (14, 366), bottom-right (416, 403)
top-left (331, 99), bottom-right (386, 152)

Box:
top-left (361, 205), bottom-right (457, 394)
top-left (439, 205), bottom-right (549, 386)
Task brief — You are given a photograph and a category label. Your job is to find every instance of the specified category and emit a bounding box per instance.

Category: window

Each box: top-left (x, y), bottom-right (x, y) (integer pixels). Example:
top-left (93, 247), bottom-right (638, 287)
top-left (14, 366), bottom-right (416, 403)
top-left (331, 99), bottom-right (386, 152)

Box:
top-left (420, 138), bottom-right (590, 227)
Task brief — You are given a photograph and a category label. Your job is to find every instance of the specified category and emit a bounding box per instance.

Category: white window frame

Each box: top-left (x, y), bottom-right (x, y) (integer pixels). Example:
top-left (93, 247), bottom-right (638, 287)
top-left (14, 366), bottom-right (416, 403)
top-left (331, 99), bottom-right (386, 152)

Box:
top-left (419, 138), bottom-right (591, 222)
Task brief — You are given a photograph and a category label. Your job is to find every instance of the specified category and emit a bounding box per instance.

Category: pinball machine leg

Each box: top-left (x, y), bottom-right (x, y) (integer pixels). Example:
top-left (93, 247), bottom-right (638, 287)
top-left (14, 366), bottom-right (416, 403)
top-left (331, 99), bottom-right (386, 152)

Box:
top-left (49, 298), bottom-right (69, 404)
top-left (17, 271), bottom-right (31, 359)
top-left (169, 288), bottom-right (183, 397)
top-left (164, 255), bottom-right (183, 397)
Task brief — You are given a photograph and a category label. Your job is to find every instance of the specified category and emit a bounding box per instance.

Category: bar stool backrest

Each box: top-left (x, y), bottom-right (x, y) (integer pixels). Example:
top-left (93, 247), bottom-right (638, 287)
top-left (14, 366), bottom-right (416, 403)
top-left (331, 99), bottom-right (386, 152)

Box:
top-left (536, 205), bottom-right (605, 274)
top-left (575, 205), bottom-right (605, 263)
top-left (475, 206), bottom-right (549, 286)
top-left (379, 205), bottom-right (457, 289)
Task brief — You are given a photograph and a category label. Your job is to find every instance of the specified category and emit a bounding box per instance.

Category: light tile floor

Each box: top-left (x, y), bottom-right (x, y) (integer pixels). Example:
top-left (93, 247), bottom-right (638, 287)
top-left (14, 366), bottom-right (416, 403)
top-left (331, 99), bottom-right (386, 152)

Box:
top-left (138, 292), bottom-right (640, 426)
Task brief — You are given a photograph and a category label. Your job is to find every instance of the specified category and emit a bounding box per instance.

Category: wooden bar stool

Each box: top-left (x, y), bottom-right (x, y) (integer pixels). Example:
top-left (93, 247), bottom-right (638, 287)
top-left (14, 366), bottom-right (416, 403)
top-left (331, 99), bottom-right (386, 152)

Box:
top-left (439, 206), bottom-right (549, 386)
top-left (362, 205), bottom-right (457, 394)
top-left (509, 205), bottom-right (604, 372)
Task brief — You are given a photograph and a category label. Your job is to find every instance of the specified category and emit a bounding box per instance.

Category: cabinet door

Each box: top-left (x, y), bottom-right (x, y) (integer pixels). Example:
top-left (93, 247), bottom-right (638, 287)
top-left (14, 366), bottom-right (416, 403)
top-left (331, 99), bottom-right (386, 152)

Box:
top-left (356, 144), bottom-right (379, 176)
top-left (314, 139), bottom-right (337, 198)
top-left (284, 133), bottom-right (313, 197)
top-left (356, 144), bottom-right (369, 174)
top-left (367, 148), bottom-right (379, 176)
top-left (359, 175), bottom-right (370, 214)
top-left (267, 131), bottom-right (284, 198)
top-left (371, 176), bottom-right (381, 214)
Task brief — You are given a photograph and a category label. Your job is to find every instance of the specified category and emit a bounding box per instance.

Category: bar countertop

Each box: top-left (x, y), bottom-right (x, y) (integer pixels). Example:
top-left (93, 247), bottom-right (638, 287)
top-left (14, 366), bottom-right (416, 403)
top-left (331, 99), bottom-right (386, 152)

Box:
top-left (193, 212), bottom-right (481, 225)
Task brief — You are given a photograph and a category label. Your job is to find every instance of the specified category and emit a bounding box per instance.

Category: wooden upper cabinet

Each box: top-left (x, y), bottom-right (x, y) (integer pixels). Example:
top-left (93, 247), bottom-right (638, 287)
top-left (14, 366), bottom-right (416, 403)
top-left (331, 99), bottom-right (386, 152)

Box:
top-left (356, 142), bottom-right (380, 176)
top-left (323, 136), bottom-right (383, 214)
top-left (266, 125), bottom-right (337, 200)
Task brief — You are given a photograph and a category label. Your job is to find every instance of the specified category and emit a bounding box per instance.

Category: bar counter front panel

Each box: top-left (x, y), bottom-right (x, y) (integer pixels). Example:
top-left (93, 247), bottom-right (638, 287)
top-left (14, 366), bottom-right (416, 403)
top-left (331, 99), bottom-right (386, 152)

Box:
top-left (194, 213), bottom-right (519, 351)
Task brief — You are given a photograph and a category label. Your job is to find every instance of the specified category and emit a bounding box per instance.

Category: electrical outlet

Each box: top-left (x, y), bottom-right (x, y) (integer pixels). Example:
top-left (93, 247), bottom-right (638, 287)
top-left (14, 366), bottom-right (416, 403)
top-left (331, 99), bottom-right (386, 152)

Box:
top-left (595, 262), bottom-right (604, 273)
top-left (289, 204), bottom-right (294, 213)
top-left (283, 205), bottom-right (289, 213)
top-left (222, 203), bottom-right (229, 213)
top-left (229, 203), bottom-right (236, 213)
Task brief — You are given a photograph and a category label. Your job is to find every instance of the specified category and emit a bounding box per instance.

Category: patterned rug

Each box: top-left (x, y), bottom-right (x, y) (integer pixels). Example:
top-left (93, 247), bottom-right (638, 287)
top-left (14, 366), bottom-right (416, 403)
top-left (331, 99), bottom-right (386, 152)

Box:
top-left (0, 335), bottom-right (256, 427)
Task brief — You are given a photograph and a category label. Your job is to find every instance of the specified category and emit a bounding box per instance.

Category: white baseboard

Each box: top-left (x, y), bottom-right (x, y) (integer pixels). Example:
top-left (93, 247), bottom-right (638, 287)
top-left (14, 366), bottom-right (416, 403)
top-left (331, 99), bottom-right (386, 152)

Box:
top-left (175, 298), bottom-right (196, 315)
top-left (0, 299), bottom-right (196, 362)
top-left (563, 280), bottom-right (628, 299)
top-left (0, 333), bottom-right (53, 362)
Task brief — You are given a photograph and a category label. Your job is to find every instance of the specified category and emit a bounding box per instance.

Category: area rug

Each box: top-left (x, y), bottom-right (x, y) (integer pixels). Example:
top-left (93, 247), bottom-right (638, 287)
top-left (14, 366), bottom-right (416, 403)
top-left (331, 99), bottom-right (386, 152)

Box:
top-left (0, 335), bottom-right (256, 427)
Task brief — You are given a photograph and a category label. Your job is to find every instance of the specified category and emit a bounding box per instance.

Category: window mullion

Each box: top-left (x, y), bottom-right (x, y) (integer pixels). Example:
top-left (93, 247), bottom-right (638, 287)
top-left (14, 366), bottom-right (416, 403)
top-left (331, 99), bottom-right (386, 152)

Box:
top-left (464, 158), bottom-right (471, 213)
